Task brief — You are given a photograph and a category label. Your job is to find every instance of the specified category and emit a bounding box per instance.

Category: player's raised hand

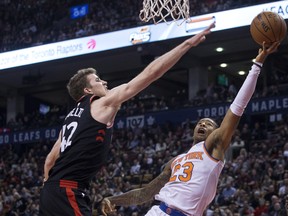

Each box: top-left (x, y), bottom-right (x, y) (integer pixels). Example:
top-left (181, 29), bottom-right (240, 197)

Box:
top-left (101, 198), bottom-right (116, 216)
top-left (186, 21), bottom-right (216, 47)
top-left (255, 41), bottom-right (280, 63)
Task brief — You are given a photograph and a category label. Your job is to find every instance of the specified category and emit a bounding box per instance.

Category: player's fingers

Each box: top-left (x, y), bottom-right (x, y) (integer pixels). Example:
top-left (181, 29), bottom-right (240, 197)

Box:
top-left (101, 199), bottom-right (116, 215)
top-left (109, 206), bottom-right (117, 215)
top-left (207, 21), bottom-right (215, 32)
top-left (206, 21), bottom-right (215, 31)
top-left (107, 203), bottom-right (115, 213)
top-left (271, 42), bottom-right (280, 50)
top-left (101, 208), bottom-right (107, 216)
top-left (101, 201), bottom-right (109, 216)
top-left (200, 36), bottom-right (206, 42)
top-left (262, 41), bottom-right (267, 51)
top-left (100, 205), bottom-right (107, 216)
top-left (266, 42), bottom-right (279, 54)
top-left (198, 21), bottom-right (215, 38)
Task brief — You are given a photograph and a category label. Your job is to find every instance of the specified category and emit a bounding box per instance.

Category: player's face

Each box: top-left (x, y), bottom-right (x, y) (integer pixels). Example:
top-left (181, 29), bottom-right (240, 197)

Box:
top-left (86, 74), bottom-right (108, 96)
top-left (193, 118), bottom-right (217, 143)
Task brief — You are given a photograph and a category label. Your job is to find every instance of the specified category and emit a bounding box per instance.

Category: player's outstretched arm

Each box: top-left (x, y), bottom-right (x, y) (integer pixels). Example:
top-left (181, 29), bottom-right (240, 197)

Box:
top-left (104, 22), bottom-right (215, 107)
top-left (206, 42), bottom-right (279, 158)
top-left (44, 131), bottom-right (62, 182)
top-left (101, 159), bottom-right (173, 216)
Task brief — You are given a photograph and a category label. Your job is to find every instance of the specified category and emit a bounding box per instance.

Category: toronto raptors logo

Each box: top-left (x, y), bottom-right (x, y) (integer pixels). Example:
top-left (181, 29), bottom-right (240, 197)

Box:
top-left (87, 39), bottom-right (96, 49)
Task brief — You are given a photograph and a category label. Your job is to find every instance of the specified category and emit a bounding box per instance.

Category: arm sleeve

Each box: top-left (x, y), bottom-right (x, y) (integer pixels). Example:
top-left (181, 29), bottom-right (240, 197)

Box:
top-left (230, 62), bottom-right (262, 116)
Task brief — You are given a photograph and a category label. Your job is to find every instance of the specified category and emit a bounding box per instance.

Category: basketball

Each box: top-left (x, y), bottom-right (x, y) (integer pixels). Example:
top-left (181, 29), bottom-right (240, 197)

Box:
top-left (250, 11), bottom-right (287, 47)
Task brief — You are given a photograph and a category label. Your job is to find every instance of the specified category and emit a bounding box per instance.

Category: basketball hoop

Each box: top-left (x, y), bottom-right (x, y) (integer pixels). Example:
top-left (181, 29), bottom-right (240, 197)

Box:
top-left (139, 0), bottom-right (190, 24)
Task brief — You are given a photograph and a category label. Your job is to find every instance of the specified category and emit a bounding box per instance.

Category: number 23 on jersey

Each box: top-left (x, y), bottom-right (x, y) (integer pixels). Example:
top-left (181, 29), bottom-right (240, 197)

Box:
top-left (169, 162), bottom-right (194, 182)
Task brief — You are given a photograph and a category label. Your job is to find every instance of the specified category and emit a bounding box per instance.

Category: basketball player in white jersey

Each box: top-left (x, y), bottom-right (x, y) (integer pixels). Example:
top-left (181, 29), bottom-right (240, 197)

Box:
top-left (101, 41), bottom-right (280, 216)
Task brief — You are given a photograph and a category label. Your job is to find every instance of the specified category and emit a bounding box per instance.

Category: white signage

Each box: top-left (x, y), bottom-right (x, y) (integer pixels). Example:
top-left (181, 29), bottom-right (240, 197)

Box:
top-left (0, 1), bottom-right (287, 70)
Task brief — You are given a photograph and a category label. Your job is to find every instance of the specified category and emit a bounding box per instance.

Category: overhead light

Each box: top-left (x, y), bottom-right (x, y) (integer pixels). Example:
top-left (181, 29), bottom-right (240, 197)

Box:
top-left (220, 63), bottom-right (227, 68)
top-left (238, 71), bottom-right (246, 75)
top-left (216, 47), bottom-right (224, 52)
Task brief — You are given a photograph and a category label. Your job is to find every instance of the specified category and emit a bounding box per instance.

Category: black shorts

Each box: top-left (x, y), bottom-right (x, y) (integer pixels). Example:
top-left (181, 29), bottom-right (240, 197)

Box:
top-left (39, 180), bottom-right (91, 216)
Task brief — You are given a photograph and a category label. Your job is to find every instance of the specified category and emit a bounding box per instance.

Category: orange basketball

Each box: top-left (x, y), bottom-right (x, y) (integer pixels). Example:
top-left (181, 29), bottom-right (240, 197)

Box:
top-left (250, 11), bottom-right (287, 47)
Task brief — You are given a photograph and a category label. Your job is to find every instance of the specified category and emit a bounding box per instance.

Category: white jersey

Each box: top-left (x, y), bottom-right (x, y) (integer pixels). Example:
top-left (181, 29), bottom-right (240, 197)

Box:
top-left (155, 141), bottom-right (224, 216)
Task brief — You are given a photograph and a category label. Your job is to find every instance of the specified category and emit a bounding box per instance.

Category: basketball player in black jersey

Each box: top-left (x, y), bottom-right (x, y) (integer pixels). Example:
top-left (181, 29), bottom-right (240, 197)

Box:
top-left (39, 23), bottom-right (215, 216)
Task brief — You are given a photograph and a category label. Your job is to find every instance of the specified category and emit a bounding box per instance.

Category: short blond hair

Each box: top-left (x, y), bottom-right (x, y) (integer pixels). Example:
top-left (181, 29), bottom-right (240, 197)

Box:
top-left (67, 68), bottom-right (97, 101)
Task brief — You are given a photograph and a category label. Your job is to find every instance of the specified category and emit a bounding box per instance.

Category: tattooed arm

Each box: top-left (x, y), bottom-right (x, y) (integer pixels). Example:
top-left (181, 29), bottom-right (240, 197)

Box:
top-left (101, 159), bottom-right (173, 215)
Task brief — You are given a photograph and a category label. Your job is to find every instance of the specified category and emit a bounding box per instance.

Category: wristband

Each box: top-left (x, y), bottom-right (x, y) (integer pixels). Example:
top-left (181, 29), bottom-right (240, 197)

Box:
top-left (253, 62), bottom-right (262, 69)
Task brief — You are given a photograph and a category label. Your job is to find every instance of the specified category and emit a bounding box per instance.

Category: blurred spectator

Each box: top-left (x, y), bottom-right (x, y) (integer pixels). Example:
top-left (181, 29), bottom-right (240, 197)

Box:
top-left (253, 198), bottom-right (268, 216)
top-left (268, 201), bottom-right (282, 215)
top-left (279, 178), bottom-right (288, 197)
top-left (264, 185), bottom-right (278, 202)
top-left (130, 159), bottom-right (141, 175)
top-left (238, 200), bottom-right (254, 216)
top-left (222, 181), bottom-right (237, 204)
top-left (155, 138), bottom-right (167, 153)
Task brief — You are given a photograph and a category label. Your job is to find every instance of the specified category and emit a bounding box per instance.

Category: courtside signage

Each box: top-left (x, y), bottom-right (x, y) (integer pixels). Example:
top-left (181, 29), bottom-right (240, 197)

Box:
top-left (114, 95), bottom-right (288, 129)
top-left (0, 1), bottom-right (287, 70)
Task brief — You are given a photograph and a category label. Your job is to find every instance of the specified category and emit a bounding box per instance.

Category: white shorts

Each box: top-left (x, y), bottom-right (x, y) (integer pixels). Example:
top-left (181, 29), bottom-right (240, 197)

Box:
top-left (145, 205), bottom-right (169, 216)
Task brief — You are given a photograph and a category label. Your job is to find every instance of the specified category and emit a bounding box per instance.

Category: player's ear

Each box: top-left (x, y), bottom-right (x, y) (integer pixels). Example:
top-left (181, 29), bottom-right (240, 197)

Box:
top-left (84, 87), bottom-right (92, 94)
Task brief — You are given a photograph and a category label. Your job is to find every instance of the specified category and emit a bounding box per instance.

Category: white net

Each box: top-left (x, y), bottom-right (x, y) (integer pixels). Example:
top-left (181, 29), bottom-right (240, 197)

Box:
top-left (139, 0), bottom-right (190, 24)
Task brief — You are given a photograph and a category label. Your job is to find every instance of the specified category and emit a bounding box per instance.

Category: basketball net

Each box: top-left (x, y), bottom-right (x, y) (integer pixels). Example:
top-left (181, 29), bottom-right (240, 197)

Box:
top-left (139, 0), bottom-right (190, 24)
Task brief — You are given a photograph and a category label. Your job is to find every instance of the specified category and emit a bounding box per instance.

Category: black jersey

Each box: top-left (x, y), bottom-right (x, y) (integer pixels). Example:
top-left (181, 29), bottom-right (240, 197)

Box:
top-left (48, 95), bottom-right (112, 187)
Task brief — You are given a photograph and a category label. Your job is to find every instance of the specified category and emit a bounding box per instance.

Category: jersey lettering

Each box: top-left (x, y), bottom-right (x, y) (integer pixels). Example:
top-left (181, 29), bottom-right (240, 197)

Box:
top-left (61, 122), bottom-right (78, 152)
top-left (65, 107), bottom-right (84, 119)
